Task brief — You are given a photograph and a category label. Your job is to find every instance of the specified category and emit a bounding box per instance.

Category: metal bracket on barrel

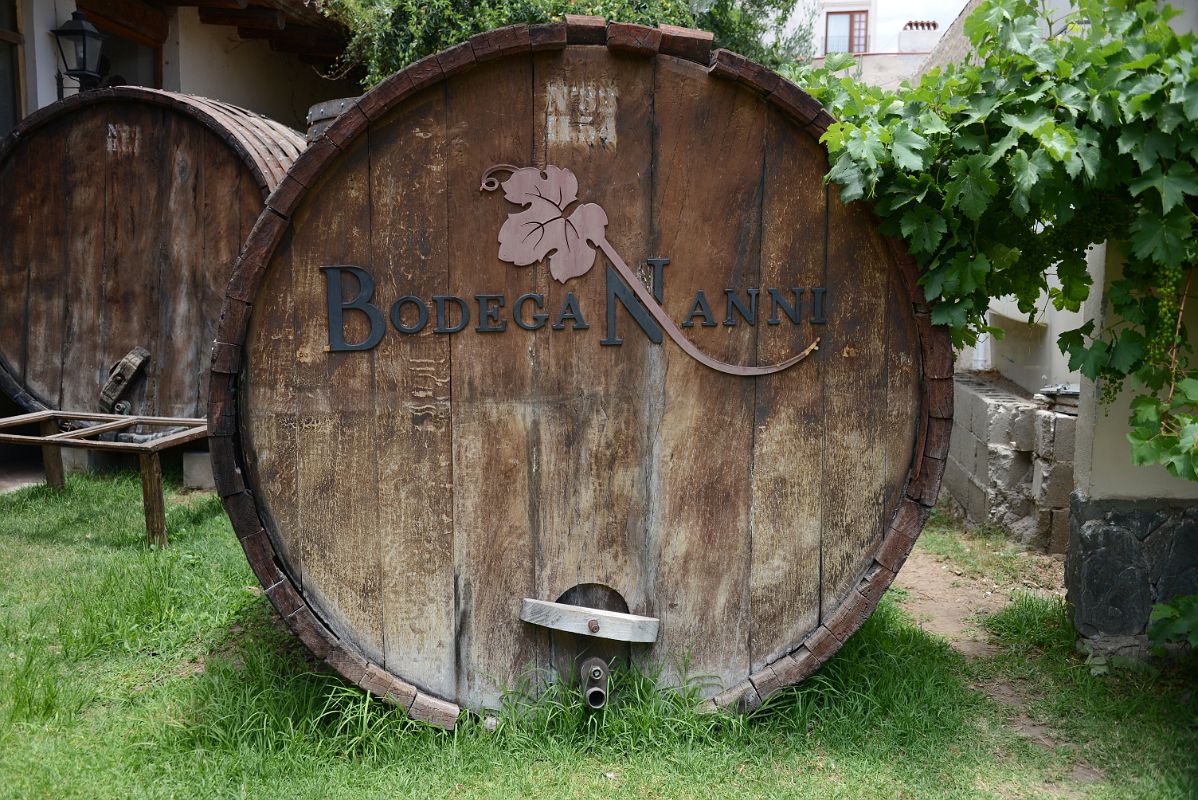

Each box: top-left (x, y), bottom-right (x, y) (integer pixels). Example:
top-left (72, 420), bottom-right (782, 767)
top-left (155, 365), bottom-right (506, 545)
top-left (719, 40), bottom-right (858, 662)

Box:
top-left (519, 598), bottom-right (659, 643)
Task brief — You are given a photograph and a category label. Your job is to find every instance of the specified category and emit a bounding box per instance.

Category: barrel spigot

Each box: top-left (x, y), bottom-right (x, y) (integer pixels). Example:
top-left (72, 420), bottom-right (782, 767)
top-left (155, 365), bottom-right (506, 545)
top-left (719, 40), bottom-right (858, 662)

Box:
top-left (580, 656), bottom-right (609, 710)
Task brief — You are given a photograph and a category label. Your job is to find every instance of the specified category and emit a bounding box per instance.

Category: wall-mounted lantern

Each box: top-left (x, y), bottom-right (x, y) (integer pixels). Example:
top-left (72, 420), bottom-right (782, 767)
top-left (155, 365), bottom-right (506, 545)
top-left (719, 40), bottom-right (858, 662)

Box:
top-left (52, 11), bottom-right (104, 98)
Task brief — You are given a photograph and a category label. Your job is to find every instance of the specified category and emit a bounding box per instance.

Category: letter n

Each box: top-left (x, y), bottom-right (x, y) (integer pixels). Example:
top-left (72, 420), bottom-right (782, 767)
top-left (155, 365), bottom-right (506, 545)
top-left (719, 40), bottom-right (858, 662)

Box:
top-left (601, 264), bottom-right (662, 346)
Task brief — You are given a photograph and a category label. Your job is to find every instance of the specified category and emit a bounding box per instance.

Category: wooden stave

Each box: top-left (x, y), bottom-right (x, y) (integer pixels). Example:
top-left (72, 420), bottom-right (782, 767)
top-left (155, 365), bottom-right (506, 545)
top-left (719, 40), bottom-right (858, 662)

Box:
top-left (0, 87), bottom-right (305, 416)
top-left (208, 20), bottom-right (955, 729)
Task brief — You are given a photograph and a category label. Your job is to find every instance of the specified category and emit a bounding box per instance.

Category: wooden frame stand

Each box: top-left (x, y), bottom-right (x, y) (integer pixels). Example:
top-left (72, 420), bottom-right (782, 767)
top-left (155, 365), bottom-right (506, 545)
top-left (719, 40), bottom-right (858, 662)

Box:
top-left (0, 411), bottom-right (208, 546)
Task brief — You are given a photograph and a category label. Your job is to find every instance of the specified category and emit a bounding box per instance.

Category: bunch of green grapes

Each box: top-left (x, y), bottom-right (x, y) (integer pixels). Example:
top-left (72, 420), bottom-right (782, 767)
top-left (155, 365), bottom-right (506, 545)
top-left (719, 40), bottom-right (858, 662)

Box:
top-left (1099, 370), bottom-right (1124, 407)
top-left (1148, 262), bottom-right (1185, 370)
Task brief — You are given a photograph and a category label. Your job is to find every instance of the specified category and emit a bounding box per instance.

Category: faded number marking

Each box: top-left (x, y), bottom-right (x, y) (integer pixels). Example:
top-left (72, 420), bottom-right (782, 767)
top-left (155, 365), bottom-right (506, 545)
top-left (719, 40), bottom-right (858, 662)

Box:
top-left (106, 123), bottom-right (141, 156)
top-left (545, 80), bottom-right (617, 148)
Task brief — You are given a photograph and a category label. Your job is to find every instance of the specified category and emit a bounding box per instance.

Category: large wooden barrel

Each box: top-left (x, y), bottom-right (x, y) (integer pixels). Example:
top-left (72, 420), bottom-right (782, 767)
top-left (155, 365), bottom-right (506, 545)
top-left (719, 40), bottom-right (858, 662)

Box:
top-left (0, 87), bottom-right (305, 418)
top-left (209, 20), bottom-right (953, 728)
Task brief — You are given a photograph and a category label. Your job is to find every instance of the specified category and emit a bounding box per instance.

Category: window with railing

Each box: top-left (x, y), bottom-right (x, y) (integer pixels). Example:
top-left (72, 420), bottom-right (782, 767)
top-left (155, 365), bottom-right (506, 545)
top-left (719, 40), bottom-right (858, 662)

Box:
top-left (0, 0), bottom-right (21, 137)
top-left (826, 10), bottom-right (868, 55)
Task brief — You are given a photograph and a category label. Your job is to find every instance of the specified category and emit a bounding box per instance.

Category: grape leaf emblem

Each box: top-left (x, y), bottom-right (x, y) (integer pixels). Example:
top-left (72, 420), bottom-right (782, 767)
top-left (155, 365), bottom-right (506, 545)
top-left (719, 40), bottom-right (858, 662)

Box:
top-left (481, 163), bottom-right (819, 376)
top-left (489, 166), bottom-right (609, 284)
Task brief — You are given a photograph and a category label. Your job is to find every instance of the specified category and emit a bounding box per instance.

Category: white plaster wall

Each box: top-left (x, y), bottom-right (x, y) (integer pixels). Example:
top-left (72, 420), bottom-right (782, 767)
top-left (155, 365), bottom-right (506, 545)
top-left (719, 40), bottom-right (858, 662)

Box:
top-left (18, 3), bottom-right (357, 127)
top-left (856, 51), bottom-right (927, 88)
top-left (898, 27), bottom-right (940, 52)
top-left (168, 7), bottom-right (357, 130)
top-left (1170, 0), bottom-right (1198, 37)
top-left (976, 248), bottom-right (1095, 394)
top-left (1074, 243), bottom-right (1198, 502)
top-left (810, 51), bottom-right (928, 89)
top-left (21, 0), bottom-right (77, 111)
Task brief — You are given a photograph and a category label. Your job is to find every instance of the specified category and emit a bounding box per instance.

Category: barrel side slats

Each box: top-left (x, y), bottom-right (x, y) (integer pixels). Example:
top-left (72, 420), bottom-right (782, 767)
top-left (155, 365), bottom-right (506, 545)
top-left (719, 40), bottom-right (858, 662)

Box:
top-left (748, 85), bottom-right (828, 672)
top-left (123, 88), bottom-right (302, 195)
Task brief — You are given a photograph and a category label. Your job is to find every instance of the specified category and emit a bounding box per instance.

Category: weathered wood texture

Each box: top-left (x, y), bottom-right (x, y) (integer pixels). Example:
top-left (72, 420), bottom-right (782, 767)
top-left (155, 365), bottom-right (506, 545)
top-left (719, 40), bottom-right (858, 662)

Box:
top-left (649, 55), bottom-right (760, 690)
top-left (0, 87), bottom-right (303, 421)
top-left (216, 25), bottom-right (950, 725)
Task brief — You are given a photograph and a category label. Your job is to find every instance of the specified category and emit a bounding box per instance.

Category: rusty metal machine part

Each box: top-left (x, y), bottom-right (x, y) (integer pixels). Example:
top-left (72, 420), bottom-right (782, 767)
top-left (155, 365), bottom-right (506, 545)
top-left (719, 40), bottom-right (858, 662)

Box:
top-left (99, 346), bottom-right (150, 413)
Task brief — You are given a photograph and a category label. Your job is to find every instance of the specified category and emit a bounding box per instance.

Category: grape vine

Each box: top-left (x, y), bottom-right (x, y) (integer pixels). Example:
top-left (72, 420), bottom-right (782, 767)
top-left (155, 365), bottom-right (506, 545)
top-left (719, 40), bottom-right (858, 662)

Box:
top-left (787, 0), bottom-right (1198, 481)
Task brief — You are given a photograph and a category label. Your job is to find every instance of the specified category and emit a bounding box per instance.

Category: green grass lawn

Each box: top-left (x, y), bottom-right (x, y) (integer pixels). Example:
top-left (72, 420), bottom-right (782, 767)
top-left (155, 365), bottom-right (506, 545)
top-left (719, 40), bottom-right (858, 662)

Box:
top-left (0, 473), bottom-right (1194, 799)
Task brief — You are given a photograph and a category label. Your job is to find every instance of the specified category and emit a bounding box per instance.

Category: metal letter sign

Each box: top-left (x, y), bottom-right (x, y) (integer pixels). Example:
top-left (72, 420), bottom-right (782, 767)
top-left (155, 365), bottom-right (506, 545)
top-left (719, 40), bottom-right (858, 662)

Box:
top-left (322, 165), bottom-right (826, 376)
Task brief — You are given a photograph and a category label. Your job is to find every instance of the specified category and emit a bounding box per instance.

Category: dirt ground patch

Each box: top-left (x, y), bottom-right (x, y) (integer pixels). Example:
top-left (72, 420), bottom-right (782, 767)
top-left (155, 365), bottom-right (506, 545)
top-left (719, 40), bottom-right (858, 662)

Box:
top-left (0, 463), bottom-right (44, 494)
top-left (894, 549), bottom-right (1011, 658)
top-left (893, 527), bottom-right (1065, 658)
top-left (894, 539), bottom-right (1112, 794)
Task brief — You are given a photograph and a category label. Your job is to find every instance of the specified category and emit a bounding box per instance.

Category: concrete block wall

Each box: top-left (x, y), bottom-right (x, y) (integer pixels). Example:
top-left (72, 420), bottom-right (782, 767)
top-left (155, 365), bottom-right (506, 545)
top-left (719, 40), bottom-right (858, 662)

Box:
top-left (943, 372), bottom-right (1076, 552)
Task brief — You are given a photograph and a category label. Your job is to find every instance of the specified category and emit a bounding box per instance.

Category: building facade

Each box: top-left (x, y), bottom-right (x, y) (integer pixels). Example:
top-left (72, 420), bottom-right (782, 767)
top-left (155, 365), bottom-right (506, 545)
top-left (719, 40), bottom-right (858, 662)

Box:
top-left (811, 0), bottom-right (944, 90)
top-left (1, 0), bottom-right (356, 134)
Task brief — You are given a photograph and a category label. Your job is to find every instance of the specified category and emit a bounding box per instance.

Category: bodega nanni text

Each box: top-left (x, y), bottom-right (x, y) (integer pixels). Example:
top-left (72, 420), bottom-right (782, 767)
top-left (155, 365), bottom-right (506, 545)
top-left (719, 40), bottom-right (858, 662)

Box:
top-left (321, 260), bottom-right (828, 353)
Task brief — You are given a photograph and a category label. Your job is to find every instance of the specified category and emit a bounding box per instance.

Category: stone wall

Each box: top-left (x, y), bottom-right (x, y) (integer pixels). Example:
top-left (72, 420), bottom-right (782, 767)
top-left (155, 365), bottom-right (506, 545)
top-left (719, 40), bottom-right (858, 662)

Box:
top-left (1067, 497), bottom-right (1198, 657)
top-left (943, 373), bottom-right (1076, 552)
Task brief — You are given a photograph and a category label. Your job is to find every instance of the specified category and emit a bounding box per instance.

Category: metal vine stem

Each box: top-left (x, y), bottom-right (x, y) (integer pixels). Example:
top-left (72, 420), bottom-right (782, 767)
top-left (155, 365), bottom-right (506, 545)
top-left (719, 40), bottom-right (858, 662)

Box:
top-left (481, 165), bottom-right (820, 377)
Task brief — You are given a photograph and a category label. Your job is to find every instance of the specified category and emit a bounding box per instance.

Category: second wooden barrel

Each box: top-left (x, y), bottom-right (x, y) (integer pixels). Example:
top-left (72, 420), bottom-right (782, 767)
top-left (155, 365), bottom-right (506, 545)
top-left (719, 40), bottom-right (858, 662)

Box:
top-left (210, 20), bottom-right (953, 728)
top-left (0, 87), bottom-right (305, 418)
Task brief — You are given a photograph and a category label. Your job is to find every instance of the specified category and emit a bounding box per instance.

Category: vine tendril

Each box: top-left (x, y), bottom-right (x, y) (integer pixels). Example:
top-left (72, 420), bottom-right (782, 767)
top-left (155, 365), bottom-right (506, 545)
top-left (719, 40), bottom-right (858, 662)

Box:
top-left (480, 164), bottom-right (521, 193)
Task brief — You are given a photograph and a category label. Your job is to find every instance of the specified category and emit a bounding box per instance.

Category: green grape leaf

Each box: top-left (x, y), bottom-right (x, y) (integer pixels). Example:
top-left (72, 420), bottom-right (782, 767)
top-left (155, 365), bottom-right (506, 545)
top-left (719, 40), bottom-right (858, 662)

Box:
top-left (1122, 129), bottom-right (1176, 171)
top-left (892, 125), bottom-right (931, 171)
top-left (827, 153), bottom-right (867, 203)
top-left (1109, 330), bottom-right (1147, 374)
top-left (943, 251), bottom-right (991, 295)
top-left (1034, 122), bottom-right (1076, 162)
top-left (919, 109), bottom-right (950, 135)
top-left (1165, 449), bottom-right (1198, 481)
top-left (986, 128), bottom-right (1022, 167)
top-left (1129, 208), bottom-right (1191, 266)
top-left (845, 127), bottom-right (888, 171)
top-left (1055, 83), bottom-right (1087, 117)
top-left (1074, 126), bottom-right (1101, 179)
top-left (1130, 395), bottom-right (1163, 425)
top-left (1180, 422), bottom-right (1198, 453)
top-left (1001, 107), bottom-right (1053, 134)
top-left (1177, 378), bottom-right (1198, 405)
top-left (1128, 162), bottom-right (1198, 213)
top-left (899, 205), bottom-right (948, 254)
top-left (1058, 320), bottom-right (1095, 353)
top-left (945, 154), bottom-right (999, 221)
top-left (1068, 339), bottom-right (1108, 378)
top-left (1108, 280), bottom-right (1148, 325)
top-left (1171, 82), bottom-right (1198, 121)
top-left (1128, 429), bottom-right (1167, 466)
